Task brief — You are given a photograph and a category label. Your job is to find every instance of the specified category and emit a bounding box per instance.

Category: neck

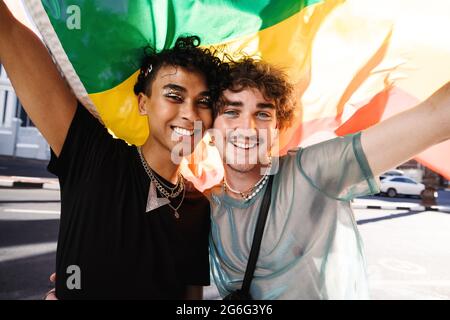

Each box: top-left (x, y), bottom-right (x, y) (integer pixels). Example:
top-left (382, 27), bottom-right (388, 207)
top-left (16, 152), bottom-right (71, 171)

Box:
top-left (224, 164), bottom-right (268, 198)
top-left (140, 137), bottom-right (179, 184)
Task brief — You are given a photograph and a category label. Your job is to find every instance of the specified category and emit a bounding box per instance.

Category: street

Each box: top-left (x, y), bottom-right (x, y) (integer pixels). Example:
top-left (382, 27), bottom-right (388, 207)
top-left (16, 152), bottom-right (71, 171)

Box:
top-left (0, 188), bottom-right (59, 299)
top-left (359, 208), bottom-right (450, 299)
top-left (1, 187), bottom-right (450, 299)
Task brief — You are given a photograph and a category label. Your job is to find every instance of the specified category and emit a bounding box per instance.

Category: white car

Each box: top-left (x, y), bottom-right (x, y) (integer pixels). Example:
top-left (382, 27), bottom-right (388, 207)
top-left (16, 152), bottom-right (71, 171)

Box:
top-left (379, 169), bottom-right (405, 181)
top-left (379, 176), bottom-right (425, 198)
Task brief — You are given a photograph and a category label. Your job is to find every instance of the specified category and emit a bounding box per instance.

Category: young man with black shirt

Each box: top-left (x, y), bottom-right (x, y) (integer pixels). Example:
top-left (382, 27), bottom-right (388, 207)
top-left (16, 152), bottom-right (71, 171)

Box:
top-left (0, 1), bottom-right (229, 299)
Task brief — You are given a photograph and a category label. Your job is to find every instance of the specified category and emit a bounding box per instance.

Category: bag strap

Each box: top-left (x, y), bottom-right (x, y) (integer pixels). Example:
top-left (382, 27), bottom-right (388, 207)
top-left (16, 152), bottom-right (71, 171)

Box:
top-left (240, 174), bottom-right (274, 294)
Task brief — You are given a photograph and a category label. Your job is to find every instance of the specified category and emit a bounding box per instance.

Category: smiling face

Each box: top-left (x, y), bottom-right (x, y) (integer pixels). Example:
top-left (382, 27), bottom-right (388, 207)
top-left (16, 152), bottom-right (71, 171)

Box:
top-left (213, 87), bottom-right (278, 173)
top-left (138, 65), bottom-right (213, 158)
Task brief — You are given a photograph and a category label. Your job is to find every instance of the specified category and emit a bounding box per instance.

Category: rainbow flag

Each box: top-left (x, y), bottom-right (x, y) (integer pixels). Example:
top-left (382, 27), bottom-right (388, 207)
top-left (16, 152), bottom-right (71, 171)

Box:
top-left (20, 0), bottom-right (450, 188)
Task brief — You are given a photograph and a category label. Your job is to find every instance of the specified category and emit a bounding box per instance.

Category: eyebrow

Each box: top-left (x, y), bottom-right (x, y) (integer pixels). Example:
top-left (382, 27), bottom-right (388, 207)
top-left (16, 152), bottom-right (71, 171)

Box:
top-left (257, 103), bottom-right (275, 109)
top-left (198, 90), bottom-right (211, 97)
top-left (224, 100), bottom-right (243, 107)
top-left (162, 84), bottom-right (187, 93)
top-left (224, 99), bottom-right (275, 109)
top-left (163, 83), bottom-right (187, 92)
top-left (163, 84), bottom-right (210, 97)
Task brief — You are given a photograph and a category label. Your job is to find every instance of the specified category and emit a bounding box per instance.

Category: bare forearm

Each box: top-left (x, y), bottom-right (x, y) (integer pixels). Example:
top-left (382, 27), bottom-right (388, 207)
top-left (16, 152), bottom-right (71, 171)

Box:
top-left (362, 81), bottom-right (450, 177)
top-left (0, 1), bottom-right (76, 156)
top-left (0, 1), bottom-right (13, 41)
top-left (425, 81), bottom-right (450, 142)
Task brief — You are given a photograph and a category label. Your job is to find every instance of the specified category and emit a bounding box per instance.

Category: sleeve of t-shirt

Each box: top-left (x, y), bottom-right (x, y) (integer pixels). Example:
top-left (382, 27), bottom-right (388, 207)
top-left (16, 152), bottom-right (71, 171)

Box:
top-left (297, 131), bottom-right (381, 201)
top-left (47, 101), bottom-right (118, 183)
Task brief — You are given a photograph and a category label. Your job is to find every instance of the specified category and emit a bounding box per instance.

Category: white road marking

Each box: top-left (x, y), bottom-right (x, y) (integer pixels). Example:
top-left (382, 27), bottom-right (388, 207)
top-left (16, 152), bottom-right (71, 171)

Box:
top-left (3, 208), bottom-right (60, 214)
top-left (378, 258), bottom-right (427, 275)
top-left (0, 242), bottom-right (57, 263)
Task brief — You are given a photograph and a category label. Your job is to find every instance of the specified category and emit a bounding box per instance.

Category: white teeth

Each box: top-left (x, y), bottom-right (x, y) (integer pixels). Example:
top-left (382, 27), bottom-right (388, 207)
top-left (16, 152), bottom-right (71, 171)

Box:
top-left (173, 126), bottom-right (194, 136)
top-left (232, 141), bottom-right (257, 149)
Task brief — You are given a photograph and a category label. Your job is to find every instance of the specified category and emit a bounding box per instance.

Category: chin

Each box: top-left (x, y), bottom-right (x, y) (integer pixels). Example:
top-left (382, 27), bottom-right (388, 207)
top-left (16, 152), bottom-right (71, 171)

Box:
top-left (168, 139), bottom-right (197, 160)
top-left (226, 162), bottom-right (258, 173)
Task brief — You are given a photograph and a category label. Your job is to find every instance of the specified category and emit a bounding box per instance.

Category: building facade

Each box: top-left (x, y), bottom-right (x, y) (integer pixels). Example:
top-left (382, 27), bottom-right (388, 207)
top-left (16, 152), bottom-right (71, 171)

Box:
top-left (399, 159), bottom-right (448, 189)
top-left (0, 64), bottom-right (50, 160)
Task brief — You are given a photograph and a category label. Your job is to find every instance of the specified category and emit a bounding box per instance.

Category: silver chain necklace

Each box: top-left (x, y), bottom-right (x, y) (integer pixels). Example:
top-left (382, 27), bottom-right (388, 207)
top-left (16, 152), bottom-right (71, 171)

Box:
top-left (138, 147), bottom-right (184, 198)
top-left (137, 147), bottom-right (185, 218)
top-left (167, 187), bottom-right (185, 219)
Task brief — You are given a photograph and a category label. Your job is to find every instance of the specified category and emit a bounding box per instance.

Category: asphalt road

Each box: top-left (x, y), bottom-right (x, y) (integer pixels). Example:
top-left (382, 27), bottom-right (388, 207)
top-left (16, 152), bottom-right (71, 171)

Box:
top-left (1, 187), bottom-right (450, 300)
top-left (0, 156), bottom-right (55, 179)
top-left (0, 188), bottom-right (60, 299)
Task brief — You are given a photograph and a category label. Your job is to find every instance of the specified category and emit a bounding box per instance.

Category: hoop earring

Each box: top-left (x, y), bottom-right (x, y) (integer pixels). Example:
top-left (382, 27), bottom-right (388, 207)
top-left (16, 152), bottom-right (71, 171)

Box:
top-left (267, 151), bottom-right (272, 165)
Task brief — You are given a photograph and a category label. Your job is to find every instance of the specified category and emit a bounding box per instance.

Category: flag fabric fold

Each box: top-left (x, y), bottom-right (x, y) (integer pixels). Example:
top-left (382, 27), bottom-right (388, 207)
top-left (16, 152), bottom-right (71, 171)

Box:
top-left (22, 0), bottom-right (450, 189)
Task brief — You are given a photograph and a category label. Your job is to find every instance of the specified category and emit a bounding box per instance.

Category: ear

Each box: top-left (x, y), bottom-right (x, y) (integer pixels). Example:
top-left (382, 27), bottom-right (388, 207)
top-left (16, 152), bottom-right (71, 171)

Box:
top-left (137, 93), bottom-right (148, 116)
top-left (272, 126), bottom-right (280, 140)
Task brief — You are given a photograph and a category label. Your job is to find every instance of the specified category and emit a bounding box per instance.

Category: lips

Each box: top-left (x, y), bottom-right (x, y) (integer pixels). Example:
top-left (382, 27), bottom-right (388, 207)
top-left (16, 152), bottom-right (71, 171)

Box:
top-left (171, 126), bottom-right (195, 137)
top-left (230, 139), bottom-right (258, 150)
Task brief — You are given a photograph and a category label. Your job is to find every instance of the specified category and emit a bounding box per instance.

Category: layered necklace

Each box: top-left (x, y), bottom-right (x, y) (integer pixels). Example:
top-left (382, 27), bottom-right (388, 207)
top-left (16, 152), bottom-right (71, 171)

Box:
top-left (223, 163), bottom-right (272, 201)
top-left (138, 147), bottom-right (185, 219)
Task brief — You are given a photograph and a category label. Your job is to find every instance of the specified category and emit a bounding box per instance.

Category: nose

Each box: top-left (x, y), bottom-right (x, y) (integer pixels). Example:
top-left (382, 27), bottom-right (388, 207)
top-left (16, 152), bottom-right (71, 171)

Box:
top-left (238, 113), bottom-right (257, 130)
top-left (180, 99), bottom-right (199, 123)
top-left (233, 114), bottom-right (258, 139)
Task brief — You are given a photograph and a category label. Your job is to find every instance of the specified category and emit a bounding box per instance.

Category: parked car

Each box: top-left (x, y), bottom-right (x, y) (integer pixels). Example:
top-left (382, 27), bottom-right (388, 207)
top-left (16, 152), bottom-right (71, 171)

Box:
top-left (379, 176), bottom-right (426, 198)
top-left (379, 169), bottom-right (405, 181)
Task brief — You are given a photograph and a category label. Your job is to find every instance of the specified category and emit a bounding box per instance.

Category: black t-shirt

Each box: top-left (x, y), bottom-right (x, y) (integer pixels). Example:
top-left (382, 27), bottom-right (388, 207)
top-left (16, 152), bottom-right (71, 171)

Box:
top-left (48, 102), bottom-right (211, 299)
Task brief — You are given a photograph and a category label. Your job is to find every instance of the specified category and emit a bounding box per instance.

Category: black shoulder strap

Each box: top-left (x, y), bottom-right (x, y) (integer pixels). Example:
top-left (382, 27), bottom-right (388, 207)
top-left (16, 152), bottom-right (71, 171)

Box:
top-left (240, 174), bottom-right (274, 294)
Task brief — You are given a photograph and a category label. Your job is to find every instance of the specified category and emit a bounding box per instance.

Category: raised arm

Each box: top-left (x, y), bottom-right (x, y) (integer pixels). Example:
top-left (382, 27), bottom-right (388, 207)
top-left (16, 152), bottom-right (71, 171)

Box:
top-left (361, 82), bottom-right (450, 177)
top-left (0, 1), bottom-right (76, 156)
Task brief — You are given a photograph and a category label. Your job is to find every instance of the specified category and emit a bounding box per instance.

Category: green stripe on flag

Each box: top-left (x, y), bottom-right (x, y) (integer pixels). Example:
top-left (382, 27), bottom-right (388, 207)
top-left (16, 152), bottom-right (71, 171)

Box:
top-left (42, 0), bottom-right (321, 93)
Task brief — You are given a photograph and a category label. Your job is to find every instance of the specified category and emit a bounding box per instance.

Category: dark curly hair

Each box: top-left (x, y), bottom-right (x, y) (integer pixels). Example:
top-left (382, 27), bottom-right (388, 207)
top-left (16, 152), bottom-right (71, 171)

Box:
top-left (217, 58), bottom-right (296, 130)
top-left (134, 35), bottom-right (229, 105)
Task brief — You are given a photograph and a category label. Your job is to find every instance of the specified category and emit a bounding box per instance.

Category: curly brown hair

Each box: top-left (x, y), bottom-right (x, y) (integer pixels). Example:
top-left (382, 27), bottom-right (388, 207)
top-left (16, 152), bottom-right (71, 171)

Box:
top-left (134, 36), bottom-right (229, 105)
top-left (216, 58), bottom-right (296, 130)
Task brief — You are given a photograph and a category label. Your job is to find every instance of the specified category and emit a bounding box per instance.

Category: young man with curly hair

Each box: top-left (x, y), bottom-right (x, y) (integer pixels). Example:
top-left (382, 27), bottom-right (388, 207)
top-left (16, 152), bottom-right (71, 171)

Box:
top-left (208, 58), bottom-right (450, 299)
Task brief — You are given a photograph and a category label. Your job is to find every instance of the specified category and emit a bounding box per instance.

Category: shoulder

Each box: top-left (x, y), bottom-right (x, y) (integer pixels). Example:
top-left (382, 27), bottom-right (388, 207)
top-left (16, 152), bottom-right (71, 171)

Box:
top-left (201, 184), bottom-right (223, 204)
top-left (184, 180), bottom-right (211, 207)
top-left (292, 134), bottom-right (357, 171)
top-left (273, 149), bottom-right (302, 174)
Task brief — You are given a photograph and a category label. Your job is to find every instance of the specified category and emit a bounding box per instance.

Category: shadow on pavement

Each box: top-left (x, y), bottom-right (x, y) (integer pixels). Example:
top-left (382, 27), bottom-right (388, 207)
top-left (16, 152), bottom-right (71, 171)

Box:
top-left (357, 210), bottom-right (426, 225)
top-left (0, 155), bottom-right (55, 179)
top-left (0, 200), bottom-right (60, 204)
top-left (0, 251), bottom-right (56, 300)
top-left (0, 219), bottom-right (59, 248)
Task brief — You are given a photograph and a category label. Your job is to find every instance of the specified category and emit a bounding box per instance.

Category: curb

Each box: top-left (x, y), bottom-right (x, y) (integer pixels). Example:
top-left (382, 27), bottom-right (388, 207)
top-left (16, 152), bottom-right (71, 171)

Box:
top-left (0, 179), bottom-right (13, 187)
top-left (43, 182), bottom-right (60, 190)
top-left (351, 204), bottom-right (450, 213)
